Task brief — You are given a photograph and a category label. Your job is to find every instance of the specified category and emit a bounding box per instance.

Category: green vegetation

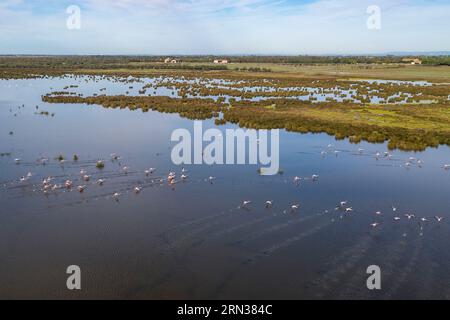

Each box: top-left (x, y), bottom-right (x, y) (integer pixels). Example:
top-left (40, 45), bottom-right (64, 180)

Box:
top-left (1, 55), bottom-right (449, 151)
top-left (42, 94), bottom-right (223, 120)
top-left (96, 161), bottom-right (105, 169)
top-left (223, 100), bottom-right (450, 151)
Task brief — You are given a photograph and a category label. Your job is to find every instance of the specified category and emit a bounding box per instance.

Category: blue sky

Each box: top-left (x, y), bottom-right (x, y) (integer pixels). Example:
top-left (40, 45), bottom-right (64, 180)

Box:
top-left (0, 0), bottom-right (449, 55)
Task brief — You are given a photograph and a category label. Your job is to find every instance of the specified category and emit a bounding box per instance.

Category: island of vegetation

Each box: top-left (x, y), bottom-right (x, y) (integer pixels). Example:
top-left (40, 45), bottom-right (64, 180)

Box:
top-left (2, 55), bottom-right (450, 151)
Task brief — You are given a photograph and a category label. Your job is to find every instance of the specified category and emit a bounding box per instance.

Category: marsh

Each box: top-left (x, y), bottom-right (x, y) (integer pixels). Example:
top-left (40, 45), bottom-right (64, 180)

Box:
top-left (0, 71), bottom-right (449, 300)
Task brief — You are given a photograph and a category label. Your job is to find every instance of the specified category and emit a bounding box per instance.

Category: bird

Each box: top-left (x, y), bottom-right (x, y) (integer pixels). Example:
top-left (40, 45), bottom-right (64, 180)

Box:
top-left (97, 179), bottom-right (104, 186)
top-left (392, 206), bottom-right (398, 212)
top-left (370, 222), bottom-right (381, 228)
top-left (168, 173), bottom-right (175, 182)
top-left (291, 204), bottom-right (300, 212)
top-left (393, 217), bottom-right (401, 221)
top-left (311, 174), bottom-right (319, 181)
top-left (265, 200), bottom-right (273, 209)
top-left (345, 207), bottom-right (354, 214)
top-left (207, 176), bottom-right (216, 184)
top-left (404, 214), bottom-right (415, 220)
top-left (112, 192), bottom-right (121, 201)
top-left (77, 185), bottom-right (85, 193)
top-left (80, 169), bottom-right (87, 175)
top-left (14, 158), bottom-right (21, 164)
top-left (83, 175), bottom-right (91, 182)
top-left (43, 177), bottom-right (53, 185)
top-left (181, 174), bottom-right (188, 180)
top-left (181, 167), bottom-right (188, 174)
top-left (242, 200), bottom-right (252, 207)
top-left (110, 153), bottom-right (119, 160)
top-left (358, 148), bottom-right (364, 154)
top-left (435, 216), bottom-right (444, 222)
top-left (122, 166), bottom-right (129, 174)
top-left (65, 180), bottom-right (73, 189)
top-left (145, 168), bottom-right (156, 176)
top-left (375, 211), bottom-right (383, 216)
top-left (420, 217), bottom-right (428, 222)
top-left (444, 164), bottom-right (450, 171)
top-left (293, 176), bottom-right (301, 184)
top-left (340, 201), bottom-right (349, 207)
top-left (134, 187), bottom-right (141, 194)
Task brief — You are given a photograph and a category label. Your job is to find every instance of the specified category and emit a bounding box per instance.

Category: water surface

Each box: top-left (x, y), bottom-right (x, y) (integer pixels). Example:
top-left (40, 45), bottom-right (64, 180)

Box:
top-left (1, 77), bottom-right (449, 299)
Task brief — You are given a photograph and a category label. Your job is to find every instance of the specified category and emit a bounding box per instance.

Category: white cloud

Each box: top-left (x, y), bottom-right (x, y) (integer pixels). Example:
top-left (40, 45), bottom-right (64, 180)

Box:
top-left (0, 0), bottom-right (449, 54)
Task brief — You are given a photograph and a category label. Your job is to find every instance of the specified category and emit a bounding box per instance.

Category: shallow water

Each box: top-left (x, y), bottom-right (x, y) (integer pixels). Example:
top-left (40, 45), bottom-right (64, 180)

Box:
top-left (1, 77), bottom-right (450, 299)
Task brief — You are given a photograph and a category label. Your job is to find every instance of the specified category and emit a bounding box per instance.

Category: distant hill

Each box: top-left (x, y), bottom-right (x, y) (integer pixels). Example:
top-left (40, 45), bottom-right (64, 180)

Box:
top-left (385, 51), bottom-right (450, 56)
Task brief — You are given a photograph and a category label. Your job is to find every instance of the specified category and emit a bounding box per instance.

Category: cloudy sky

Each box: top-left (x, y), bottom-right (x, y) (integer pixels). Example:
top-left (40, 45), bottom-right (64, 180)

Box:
top-left (0, 0), bottom-right (449, 55)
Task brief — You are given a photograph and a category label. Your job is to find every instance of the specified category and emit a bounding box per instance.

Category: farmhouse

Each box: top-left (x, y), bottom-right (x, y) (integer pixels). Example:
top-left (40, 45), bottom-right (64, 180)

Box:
top-left (402, 58), bottom-right (422, 65)
top-left (164, 58), bottom-right (179, 64)
top-left (214, 59), bottom-right (229, 64)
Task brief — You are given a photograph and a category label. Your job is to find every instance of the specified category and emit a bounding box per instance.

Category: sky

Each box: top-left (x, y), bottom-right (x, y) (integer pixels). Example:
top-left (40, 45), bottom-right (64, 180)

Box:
top-left (0, 0), bottom-right (449, 55)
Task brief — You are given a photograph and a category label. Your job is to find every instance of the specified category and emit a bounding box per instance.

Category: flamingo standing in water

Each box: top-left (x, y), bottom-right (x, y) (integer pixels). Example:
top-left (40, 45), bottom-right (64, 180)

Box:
top-left (207, 176), bottom-right (216, 184)
top-left (240, 201), bottom-right (252, 209)
top-left (65, 180), bottom-right (73, 189)
top-left (405, 214), bottom-right (415, 220)
top-left (265, 201), bottom-right (273, 209)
